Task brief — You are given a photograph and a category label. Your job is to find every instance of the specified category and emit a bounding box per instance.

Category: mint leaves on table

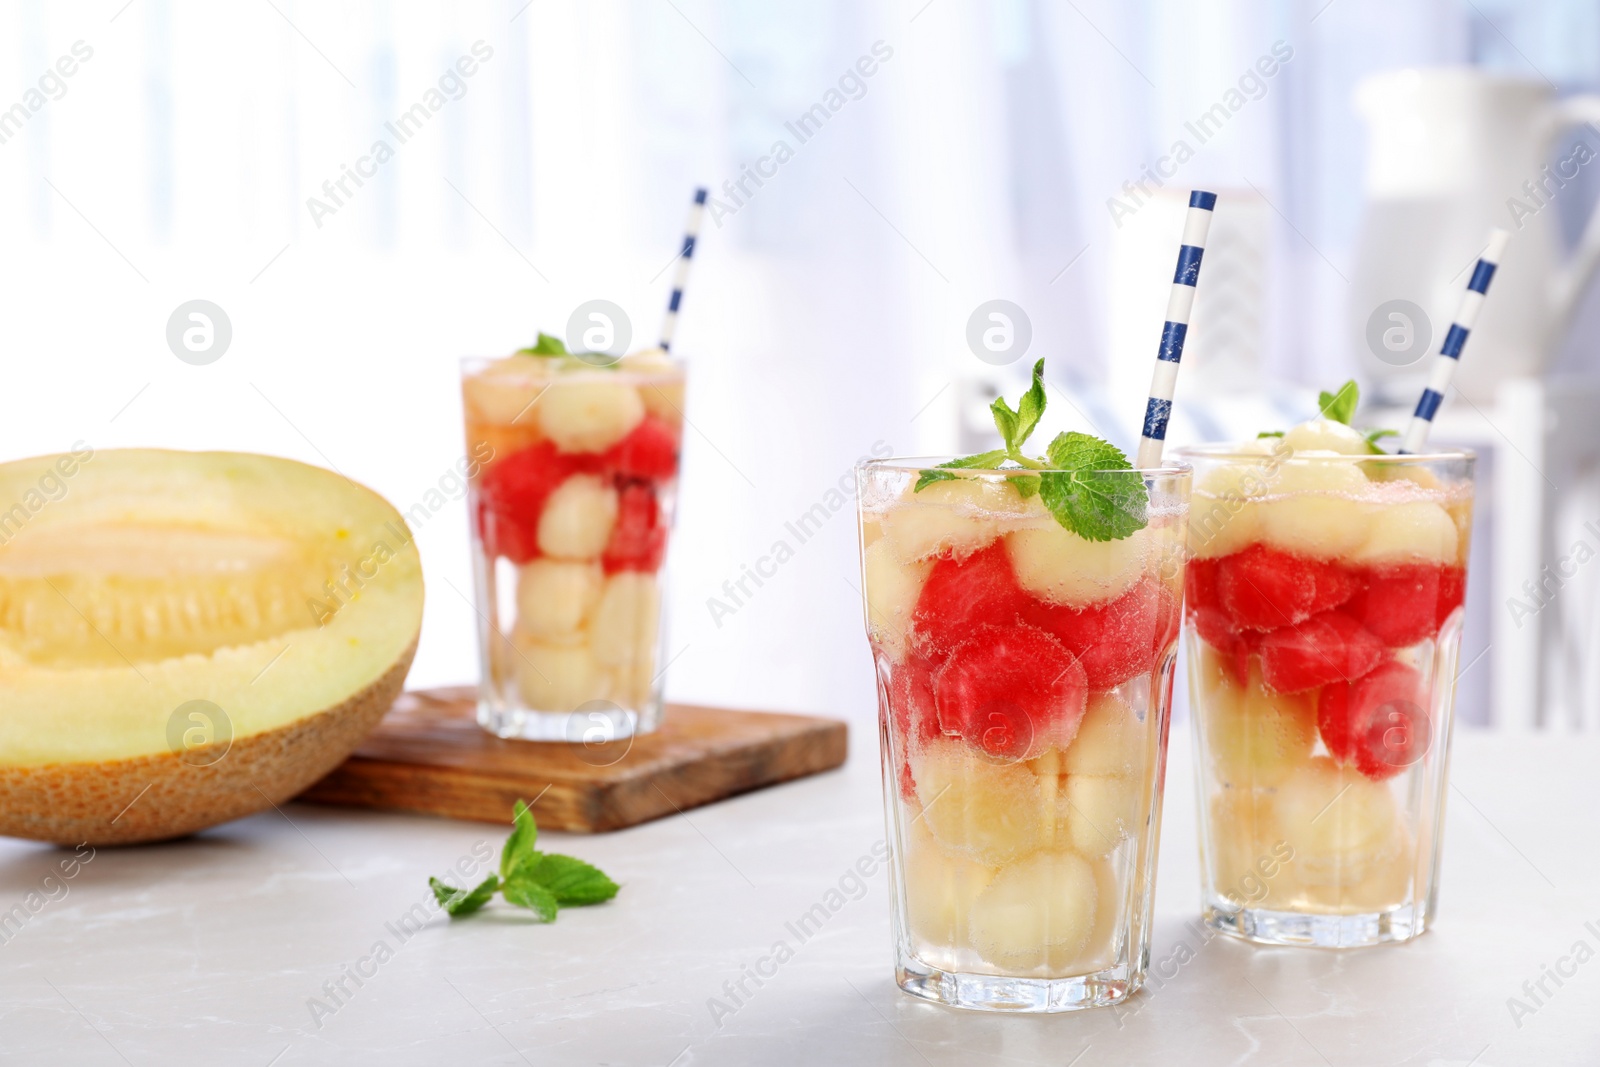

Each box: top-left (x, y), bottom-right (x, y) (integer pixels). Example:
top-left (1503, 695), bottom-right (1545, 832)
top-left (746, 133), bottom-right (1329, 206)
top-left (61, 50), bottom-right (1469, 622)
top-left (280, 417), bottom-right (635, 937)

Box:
top-left (429, 799), bottom-right (619, 922)
top-left (1258, 378), bottom-right (1398, 455)
top-left (517, 332), bottom-right (568, 356)
top-left (912, 359), bottom-right (1148, 542)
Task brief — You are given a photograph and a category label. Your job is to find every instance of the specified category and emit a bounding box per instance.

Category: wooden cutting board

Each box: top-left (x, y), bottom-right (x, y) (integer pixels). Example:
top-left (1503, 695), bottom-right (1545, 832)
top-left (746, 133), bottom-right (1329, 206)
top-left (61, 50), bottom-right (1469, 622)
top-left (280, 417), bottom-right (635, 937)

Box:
top-left (298, 687), bottom-right (850, 832)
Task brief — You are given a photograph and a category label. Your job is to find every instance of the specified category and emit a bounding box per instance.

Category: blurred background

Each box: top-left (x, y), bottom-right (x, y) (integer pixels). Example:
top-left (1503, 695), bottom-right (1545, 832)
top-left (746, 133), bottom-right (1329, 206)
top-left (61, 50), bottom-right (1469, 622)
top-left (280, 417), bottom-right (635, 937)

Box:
top-left (3, 0), bottom-right (1598, 733)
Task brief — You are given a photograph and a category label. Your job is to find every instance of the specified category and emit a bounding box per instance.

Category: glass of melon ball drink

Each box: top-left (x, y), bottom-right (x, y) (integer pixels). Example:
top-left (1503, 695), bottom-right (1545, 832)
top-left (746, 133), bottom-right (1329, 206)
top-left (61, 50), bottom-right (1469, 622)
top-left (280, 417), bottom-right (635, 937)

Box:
top-left (856, 459), bottom-right (1191, 1012)
top-left (462, 347), bottom-right (685, 741)
top-left (1175, 423), bottom-right (1473, 947)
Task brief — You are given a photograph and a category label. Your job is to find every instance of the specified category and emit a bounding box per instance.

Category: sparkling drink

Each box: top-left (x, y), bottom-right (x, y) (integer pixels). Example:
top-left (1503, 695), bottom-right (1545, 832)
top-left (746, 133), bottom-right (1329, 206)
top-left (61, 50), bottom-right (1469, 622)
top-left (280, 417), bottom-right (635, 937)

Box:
top-left (856, 460), bottom-right (1190, 1012)
top-left (1177, 430), bottom-right (1473, 947)
top-left (462, 349), bottom-right (685, 741)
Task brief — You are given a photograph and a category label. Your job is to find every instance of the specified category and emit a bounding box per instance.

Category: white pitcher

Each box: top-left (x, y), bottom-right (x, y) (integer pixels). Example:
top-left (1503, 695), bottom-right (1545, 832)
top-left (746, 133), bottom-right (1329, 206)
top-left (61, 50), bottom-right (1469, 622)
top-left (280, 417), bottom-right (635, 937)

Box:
top-left (1351, 68), bottom-right (1600, 401)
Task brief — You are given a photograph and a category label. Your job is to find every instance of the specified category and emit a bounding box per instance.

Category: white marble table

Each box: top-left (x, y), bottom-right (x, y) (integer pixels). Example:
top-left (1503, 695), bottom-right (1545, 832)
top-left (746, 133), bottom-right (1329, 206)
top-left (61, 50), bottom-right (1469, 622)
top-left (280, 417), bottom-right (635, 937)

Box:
top-left (1, 728), bottom-right (1596, 1066)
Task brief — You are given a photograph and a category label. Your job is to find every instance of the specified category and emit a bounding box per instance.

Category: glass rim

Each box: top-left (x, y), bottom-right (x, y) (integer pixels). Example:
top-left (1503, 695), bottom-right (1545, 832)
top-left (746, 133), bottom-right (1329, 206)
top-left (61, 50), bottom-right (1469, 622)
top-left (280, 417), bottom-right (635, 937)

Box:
top-left (459, 352), bottom-right (687, 378)
top-left (1171, 443), bottom-right (1475, 463)
top-left (858, 455), bottom-right (1191, 478)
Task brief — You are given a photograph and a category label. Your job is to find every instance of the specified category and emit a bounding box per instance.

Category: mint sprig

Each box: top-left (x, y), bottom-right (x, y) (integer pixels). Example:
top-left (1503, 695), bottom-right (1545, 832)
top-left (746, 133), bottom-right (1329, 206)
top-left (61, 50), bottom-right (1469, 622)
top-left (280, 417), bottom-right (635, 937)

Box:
top-left (517, 332), bottom-right (568, 356)
top-left (911, 359), bottom-right (1148, 541)
top-left (1260, 379), bottom-right (1399, 455)
top-left (430, 799), bottom-right (619, 922)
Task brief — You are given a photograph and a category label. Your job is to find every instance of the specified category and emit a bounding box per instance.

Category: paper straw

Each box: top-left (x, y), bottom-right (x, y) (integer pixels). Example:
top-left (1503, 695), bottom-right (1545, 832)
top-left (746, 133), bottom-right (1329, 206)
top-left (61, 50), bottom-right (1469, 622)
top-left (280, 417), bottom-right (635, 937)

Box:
top-left (1398, 228), bottom-right (1510, 454)
top-left (659, 186), bottom-right (708, 352)
top-left (1135, 190), bottom-right (1218, 469)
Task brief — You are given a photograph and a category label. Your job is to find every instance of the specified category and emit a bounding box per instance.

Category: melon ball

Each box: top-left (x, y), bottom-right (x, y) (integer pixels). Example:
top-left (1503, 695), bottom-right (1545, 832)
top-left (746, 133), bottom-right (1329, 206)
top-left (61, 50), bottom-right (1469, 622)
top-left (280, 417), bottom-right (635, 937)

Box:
top-left (901, 818), bottom-right (996, 955)
top-left (1197, 654), bottom-right (1317, 789)
top-left (1271, 757), bottom-right (1401, 888)
top-left (1350, 501), bottom-right (1459, 565)
top-left (863, 537), bottom-right (932, 660)
top-left (1191, 457), bottom-right (1276, 558)
top-left (1206, 789), bottom-right (1291, 909)
top-left (1254, 453), bottom-right (1374, 559)
top-left (1049, 853), bottom-right (1124, 976)
top-left (1282, 418), bottom-right (1370, 456)
top-left (620, 348), bottom-right (686, 429)
top-left (516, 560), bottom-right (603, 641)
top-left (462, 356), bottom-right (558, 425)
top-left (910, 738), bottom-right (1047, 866)
top-left (881, 477), bottom-right (1007, 563)
top-left (1004, 525), bottom-right (1148, 608)
top-left (1061, 691), bottom-right (1147, 778)
top-left (590, 572), bottom-right (661, 673)
top-left (537, 378), bottom-right (645, 453)
top-left (514, 636), bottom-right (608, 711)
top-left (1060, 774), bottom-right (1144, 858)
top-left (969, 850), bottom-right (1098, 971)
top-left (537, 474), bottom-right (619, 560)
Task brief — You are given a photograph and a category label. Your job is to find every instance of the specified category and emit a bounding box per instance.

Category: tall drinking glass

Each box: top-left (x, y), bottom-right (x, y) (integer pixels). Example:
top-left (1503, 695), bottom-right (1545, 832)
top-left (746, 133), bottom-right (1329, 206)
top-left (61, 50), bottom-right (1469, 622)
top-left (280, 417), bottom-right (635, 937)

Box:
top-left (856, 460), bottom-right (1191, 1012)
top-left (1176, 444), bottom-right (1474, 947)
top-left (462, 351), bottom-right (686, 741)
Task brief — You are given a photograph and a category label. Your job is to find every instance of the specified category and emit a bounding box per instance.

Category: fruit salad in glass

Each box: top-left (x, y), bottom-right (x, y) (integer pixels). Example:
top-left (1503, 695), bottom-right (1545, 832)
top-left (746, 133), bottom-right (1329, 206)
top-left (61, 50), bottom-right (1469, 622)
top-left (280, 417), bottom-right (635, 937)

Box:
top-left (1176, 384), bottom-right (1474, 947)
top-left (856, 362), bottom-right (1190, 1012)
top-left (463, 336), bottom-right (685, 741)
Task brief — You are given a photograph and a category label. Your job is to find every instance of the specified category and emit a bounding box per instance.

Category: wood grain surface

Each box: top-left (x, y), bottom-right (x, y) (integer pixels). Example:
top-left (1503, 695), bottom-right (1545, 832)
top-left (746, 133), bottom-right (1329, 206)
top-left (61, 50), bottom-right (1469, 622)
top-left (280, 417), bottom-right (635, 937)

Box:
top-left (298, 687), bottom-right (850, 832)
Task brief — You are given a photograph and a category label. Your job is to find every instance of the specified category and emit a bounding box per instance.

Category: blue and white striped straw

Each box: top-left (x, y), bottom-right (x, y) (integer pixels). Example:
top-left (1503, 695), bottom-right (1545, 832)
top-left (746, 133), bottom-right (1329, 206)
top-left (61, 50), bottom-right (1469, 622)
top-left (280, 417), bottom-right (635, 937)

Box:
top-left (659, 186), bottom-right (708, 352)
top-left (1136, 190), bottom-right (1218, 469)
top-left (1398, 228), bottom-right (1510, 454)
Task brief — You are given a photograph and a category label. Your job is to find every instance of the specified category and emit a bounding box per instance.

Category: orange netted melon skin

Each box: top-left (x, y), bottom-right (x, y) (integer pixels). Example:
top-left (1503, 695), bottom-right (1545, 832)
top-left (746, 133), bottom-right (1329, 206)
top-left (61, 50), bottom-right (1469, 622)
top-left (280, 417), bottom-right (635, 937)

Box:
top-left (0, 640), bottom-right (415, 846)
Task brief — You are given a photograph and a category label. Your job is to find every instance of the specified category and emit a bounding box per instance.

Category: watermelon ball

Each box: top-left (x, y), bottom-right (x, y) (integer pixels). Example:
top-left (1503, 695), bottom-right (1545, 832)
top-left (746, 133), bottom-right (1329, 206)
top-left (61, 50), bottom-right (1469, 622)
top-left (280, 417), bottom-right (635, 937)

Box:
top-left (1258, 610), bottom-right (1384, 694)
top-left (933, 623), bottom-right (1087, 762)
top-left (1216, 544), bottom-right (1358, 632)
top-left (602, 483), bottom-right (668, 574)
top-left (882, 654), bottom-right (940, 799)
top-left (1318, 660), bottom-right (1431, 781)
top-left (600, 415), bottom-right (679, 481)
top-left (1185, 556), bottom-right (1225, 617)
top-left (479, 442), bottom-right (587, 563)
top-left (1024, 577), bottom-right (1163, 689)
top-left (911, 541), bottom-right (1030, 659)
top-left (1345, 563), bottom-right (1467, 648)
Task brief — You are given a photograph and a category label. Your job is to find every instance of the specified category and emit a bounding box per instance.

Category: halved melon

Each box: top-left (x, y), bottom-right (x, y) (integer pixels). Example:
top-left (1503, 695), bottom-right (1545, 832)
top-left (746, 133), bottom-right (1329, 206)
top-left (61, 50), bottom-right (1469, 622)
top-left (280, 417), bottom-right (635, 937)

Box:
top-left (0, 449), bottom-right (423, 845)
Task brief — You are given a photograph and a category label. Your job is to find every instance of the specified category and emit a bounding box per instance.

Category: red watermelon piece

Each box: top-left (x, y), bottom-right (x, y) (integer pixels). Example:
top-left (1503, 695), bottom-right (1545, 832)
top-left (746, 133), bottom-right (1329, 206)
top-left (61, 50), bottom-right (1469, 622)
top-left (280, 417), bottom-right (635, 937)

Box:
top-left (1258, 610), bottom-right (1384, 694)
top-left (933, 623), bottom-right (1087, 762)
top-left (1024, 577), bottom-right (1163, 689)
top-left (1317, 660), bottom-right (1431, 780)
top-left (1216, 544), bottom-right (1358, 631)
top-left (911, 542), bottom-right (1030, 658)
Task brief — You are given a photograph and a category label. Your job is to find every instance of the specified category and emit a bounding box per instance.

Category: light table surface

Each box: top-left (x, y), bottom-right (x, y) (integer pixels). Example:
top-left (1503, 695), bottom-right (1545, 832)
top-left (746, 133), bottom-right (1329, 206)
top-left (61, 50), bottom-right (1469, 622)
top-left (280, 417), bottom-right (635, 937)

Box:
top-left (1, 729), bottom-right (1596, 1066)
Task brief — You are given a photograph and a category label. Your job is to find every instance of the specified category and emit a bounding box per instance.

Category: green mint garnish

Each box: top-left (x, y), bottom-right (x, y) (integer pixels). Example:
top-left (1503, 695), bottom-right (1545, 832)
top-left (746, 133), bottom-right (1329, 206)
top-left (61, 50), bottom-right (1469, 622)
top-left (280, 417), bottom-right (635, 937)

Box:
top-left (429, 799), bottom-right (619, 923)
top-left (518, 332), bottom-right (568, 356)
top-left (1259, 379), bottom-right (1398, 455)
top-left (1317, 380), bottom-right (1359, 425)
top-left (912, 359), bottom-right (1148, 541)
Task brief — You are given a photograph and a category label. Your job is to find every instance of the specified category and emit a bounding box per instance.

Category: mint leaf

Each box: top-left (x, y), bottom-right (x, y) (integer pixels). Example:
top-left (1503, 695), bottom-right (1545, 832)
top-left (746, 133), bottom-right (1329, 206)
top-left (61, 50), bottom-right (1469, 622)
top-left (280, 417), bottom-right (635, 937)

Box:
top-left (525, 853), bottom-right (620, 907)
top-left (1257, 430), bottom-right (1284, 438)
top-left (912, 450), bottom-right (1007, 493)
top-left (1014, 359), bottom-right (1046, 448)
top-left (431, 874), bottom-right (500, 917)
top-left (501, 798), bottom-right (538, 879)
top-left (1363, 428), bottom-right (1398, 455)
top-left (1317, 380), bottom-right (1359, 425)
top-left (1013, 473), bottom-right (1041, 499)
top-left (501, 874), bottom-right (559, 921)
top-left (519, 332), bottom-right (567, 356)
top-left (1037, 432), bottom-right (1149, 542)
top-left (990, 396), bottom-right (1020, 452)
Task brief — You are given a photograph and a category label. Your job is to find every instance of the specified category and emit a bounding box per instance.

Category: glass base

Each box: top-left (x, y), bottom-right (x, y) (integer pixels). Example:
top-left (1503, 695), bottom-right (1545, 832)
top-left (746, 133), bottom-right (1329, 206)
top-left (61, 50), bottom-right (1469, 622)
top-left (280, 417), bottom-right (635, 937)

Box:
top-left (1203, 902), bottom-right (1428, 948)
top-left (896, 956), bottom-right (1140, 1014)
top-left (476, 701), bottom-right (659, 743)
